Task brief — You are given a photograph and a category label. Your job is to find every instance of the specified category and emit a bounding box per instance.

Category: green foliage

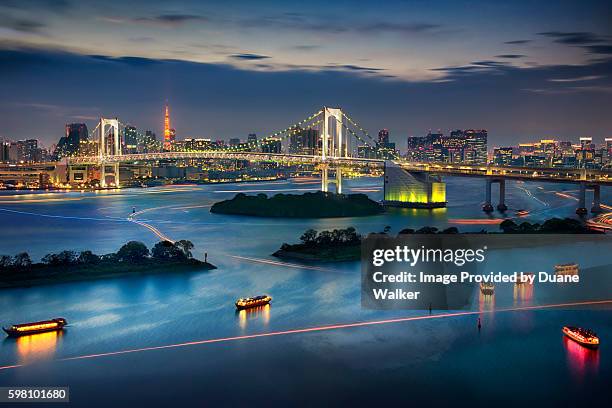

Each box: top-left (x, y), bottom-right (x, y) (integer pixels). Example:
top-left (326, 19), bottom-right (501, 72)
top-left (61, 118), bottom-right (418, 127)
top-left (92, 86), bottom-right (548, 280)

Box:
top-left (499, 217), bottom-right (592, 234)
top-left (117, 241), bottom-right (150, 263)
top-left (152, 240), bottom-right (186, 260)
top-left (13, 252), bottom-right (32, 268)
top-left (0, 255), bottom-right (13, 268)
top-left (175, 240), bottom-right (194, 259)
top-left (77, 250), bottom-right (100, 264)
top-left (211, 191), bottom-right (384, 218)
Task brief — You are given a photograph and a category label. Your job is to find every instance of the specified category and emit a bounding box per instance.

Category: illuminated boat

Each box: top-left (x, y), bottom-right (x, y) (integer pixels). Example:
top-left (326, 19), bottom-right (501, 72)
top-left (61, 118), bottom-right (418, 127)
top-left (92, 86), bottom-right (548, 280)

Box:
top-left (516, 209), bottom-right (530, 216)
top-left (480, 283), bottom-right (494, 295)
top-left (555, 263), bottom-right (579, 275)
top-left (3, 318), bottom-right (67, 337)
top-left (563, 326), bottom-right (599, 348)
top-left (235, 295), bottom-right (272, 310)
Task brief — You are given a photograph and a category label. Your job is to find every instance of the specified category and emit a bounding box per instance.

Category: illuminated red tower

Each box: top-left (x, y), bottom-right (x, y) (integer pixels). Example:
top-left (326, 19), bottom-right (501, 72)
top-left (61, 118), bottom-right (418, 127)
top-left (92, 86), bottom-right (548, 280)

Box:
top-left (163, 103), bottom-right (175, 150)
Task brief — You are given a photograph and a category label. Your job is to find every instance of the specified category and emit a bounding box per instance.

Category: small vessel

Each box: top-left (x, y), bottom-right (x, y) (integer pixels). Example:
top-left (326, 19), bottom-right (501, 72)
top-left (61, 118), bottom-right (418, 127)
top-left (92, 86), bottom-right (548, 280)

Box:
top-left (563, 326), bottom-right (599, 348)
top-left (3, 318), bottom-right (67, 337)
top-left (516, 209), bottom-right (529, 216)
top-left (480, 283), bottom-right (494, 295)
top-left (235, 295), bottom-right (272, 310)
top-left (555, 263), bottom-right (579, 276)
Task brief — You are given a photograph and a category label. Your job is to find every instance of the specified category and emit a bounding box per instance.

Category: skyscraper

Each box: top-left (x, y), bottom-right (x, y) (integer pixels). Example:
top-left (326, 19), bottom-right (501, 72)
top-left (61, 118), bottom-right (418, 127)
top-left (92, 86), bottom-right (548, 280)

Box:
top-left (124, 126), bottom-right (138, 154)
top-left (57, 123), bottom-right (88, 158)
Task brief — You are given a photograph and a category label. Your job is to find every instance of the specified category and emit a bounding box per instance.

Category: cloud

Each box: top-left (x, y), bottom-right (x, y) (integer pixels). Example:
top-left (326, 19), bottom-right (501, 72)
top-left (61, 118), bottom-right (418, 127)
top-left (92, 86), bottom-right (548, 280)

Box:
top-left (504, 40), bottom-right (532, 45)
top-left (0, 16), bottom-right (46, 33)
top-left (538, 31), bottom-right (604, 45)
top-left (131, 14), bottom-right (208, 27)
top-left (495, 54), bottom-right (525, 59)
top-left (548, 75), bottom-right (604, 82)
top-left (230, 53), bottom-right (271, 60)
top-left (292, 45), bottom-right (320, 51)
top-left (584, 45), bottom-right (612, 55)
top-left (359, 22), bottom-right (441, 35)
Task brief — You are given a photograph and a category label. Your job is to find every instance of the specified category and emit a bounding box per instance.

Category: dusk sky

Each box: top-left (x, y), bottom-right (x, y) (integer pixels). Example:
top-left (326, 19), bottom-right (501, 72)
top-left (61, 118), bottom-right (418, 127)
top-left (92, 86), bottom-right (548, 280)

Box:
top-left (1, 0), bottom-right (612, 149)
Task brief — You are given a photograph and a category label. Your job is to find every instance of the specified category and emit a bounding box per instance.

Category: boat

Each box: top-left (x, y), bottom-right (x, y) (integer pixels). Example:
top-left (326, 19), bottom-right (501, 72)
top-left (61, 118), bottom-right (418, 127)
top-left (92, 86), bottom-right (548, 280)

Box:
top-left (235, 295), bottom-right (272, 310)
top-left (563, 326), bottom-right (599, 348)
top-left (516, 209), bottom-right (530, 216)
top-left (555, 263), bottom-right (579, 276)
top-left (480, 283), bottom-right (494, 295)
top-left (3, 318), bottom-right (67, 337)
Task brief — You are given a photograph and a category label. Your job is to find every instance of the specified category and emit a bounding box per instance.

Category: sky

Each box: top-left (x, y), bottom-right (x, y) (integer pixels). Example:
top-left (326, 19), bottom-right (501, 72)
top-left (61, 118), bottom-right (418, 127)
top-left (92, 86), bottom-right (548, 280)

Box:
top-left (1, 0), bottom-right (612, 149)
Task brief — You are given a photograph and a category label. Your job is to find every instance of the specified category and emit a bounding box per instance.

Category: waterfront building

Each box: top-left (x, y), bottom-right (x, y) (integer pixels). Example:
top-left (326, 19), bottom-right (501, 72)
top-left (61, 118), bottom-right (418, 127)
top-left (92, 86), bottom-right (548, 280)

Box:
top-left (229, 138), bottom-right (241, 147)
top-left (493, 147), bottom-right (513, 166)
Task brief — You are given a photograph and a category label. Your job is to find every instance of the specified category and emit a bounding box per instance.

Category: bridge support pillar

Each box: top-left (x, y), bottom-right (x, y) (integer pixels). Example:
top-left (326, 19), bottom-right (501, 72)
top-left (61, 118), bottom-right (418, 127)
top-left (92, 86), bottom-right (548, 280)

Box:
top-left (483, 179), bottom-right (494, 212)
top-left (321, 165), bottom-right (329, 192)
top-left (100, 162), bottom-right (120, 188)
top-left (576, 183), bottom-right (587, 215)
top-left (591, 185), bottom-right (602, 213)
top-left (497, 179), bottom-right (507, 211)
top-left (335, 167), bottom-right (342, 194)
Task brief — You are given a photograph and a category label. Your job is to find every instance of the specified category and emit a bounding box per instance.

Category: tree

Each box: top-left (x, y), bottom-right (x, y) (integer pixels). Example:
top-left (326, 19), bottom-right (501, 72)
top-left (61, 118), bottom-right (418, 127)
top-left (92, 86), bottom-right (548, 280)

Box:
top-left (151, 241), bottom-right (184, 260)
top-left (441, 227), bottom-right (459, 234)
top-left (57, 250), bottom-right (77, 265)
top-left (117, 241), bottom-right (150, 262)
top-left (383, 225), bottom-right (391, 234)
top-left (78, 250), bottom-right (100, 264)
top-left (0, 255), bottom-right (13, 269)
top-left (175, 240), bottom-right (194, 259)
top-left (499, 219), bottom-right (518, 233)
top-left (415, 226), bottom-right (438, 234)
top-left (42, 253), bottom-right (60, 265)
top-left (13, 252), bottom-right (32, 268)
top-left (300, 229), bottom-right (318, 245)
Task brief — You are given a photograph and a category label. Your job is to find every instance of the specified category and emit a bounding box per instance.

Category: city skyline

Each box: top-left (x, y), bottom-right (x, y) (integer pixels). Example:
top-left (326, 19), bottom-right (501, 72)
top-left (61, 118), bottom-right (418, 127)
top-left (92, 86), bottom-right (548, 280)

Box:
top-left (1, 0), bottom-right (612, 146)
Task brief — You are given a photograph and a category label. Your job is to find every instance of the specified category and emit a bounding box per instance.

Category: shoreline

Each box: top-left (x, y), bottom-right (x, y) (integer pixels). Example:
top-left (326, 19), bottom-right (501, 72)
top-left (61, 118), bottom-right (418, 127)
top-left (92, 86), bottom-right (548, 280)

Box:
top-left (0, 259), bottom-right (217, 289)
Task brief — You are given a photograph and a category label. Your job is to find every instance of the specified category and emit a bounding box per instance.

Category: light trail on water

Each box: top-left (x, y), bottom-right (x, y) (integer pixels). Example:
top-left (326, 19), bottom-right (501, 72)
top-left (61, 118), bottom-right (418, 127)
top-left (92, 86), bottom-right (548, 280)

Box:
top-left (0, 299), bottom-right (609, 372)
top-left (229, 255), bottom-right (339, 272)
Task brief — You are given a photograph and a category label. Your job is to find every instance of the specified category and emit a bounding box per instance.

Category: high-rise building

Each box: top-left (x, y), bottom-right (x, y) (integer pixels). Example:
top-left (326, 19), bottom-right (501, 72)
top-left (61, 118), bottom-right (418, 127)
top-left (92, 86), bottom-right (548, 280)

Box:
top-left (248, 133), bottom-right (257, 143)
top-left (464, 129), bottom-right (487, 164)
top-left (375, 129), bottom-right (397, 159)
top-left (493, 147), bottom-right (513, 166)
top-left (124, 126), bottom-right (138, 154)
top-left (261, 138), bottom-right (282, 153)
top-left (378, 129), bottom-right (390, 144)
top-left (0, 141), bottom-right (9, 162)
top-left (605, 138), bottom-right (612, 156)
top-left (229, 138), bottom-right (241, 147)
top-left (57, 123), bottom-right (88, 158)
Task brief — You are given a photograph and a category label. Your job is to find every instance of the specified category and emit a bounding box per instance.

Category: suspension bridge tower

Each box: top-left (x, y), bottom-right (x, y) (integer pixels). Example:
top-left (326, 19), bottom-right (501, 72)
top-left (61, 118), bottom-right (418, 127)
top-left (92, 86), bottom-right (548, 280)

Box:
top-left (98, 117), bottom-right (121, 187)
top-left (320, 107), bottom-right (347, 193)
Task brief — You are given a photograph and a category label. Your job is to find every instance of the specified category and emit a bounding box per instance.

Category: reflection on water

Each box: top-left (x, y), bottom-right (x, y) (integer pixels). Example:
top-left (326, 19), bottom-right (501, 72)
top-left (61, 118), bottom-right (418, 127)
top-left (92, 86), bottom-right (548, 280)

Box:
top-left (14, 330), bottom-right (62, 363)
top-left (563, 336), bottom-right (599, 380)
top-left (479, 291), bottom-right (495, 312)
top-left (513, 282), bottom-right (534, 306)
top-left (237, 305), bottom-right (271, 329)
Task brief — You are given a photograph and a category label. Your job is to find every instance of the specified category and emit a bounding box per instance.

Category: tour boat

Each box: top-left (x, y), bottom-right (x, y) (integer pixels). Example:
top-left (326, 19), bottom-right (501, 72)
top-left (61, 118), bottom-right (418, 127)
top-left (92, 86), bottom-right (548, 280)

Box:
top-left (554, 263), bottom-right (579, 276)
top-left (516, 209), bottom-right (530, 216)
top-left (3, 318), bottom-right (67, 337)
top-left (562, 326), bottom-right (599, 348)
top-left (235, 295), bottom-right (272, 310)
top-left (480, 283), bottom-right (494, 295)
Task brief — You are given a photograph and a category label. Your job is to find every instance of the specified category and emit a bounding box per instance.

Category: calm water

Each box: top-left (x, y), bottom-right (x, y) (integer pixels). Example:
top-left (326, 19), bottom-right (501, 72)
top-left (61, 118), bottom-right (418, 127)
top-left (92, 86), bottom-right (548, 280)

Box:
top-left (0, 177), bottom-right (610, 406)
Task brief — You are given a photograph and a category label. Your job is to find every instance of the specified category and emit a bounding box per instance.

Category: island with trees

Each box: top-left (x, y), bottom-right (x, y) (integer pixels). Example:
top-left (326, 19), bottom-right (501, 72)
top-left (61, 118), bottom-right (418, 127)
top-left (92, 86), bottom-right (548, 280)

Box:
top-left (210, 191), bottom-right (384, 218)
top-left (273, 217), bottom-right (599, 262)
top-left (273, 227), bottom-right (362, 261)
top-left (0, 240), bottom-right (216, 288)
